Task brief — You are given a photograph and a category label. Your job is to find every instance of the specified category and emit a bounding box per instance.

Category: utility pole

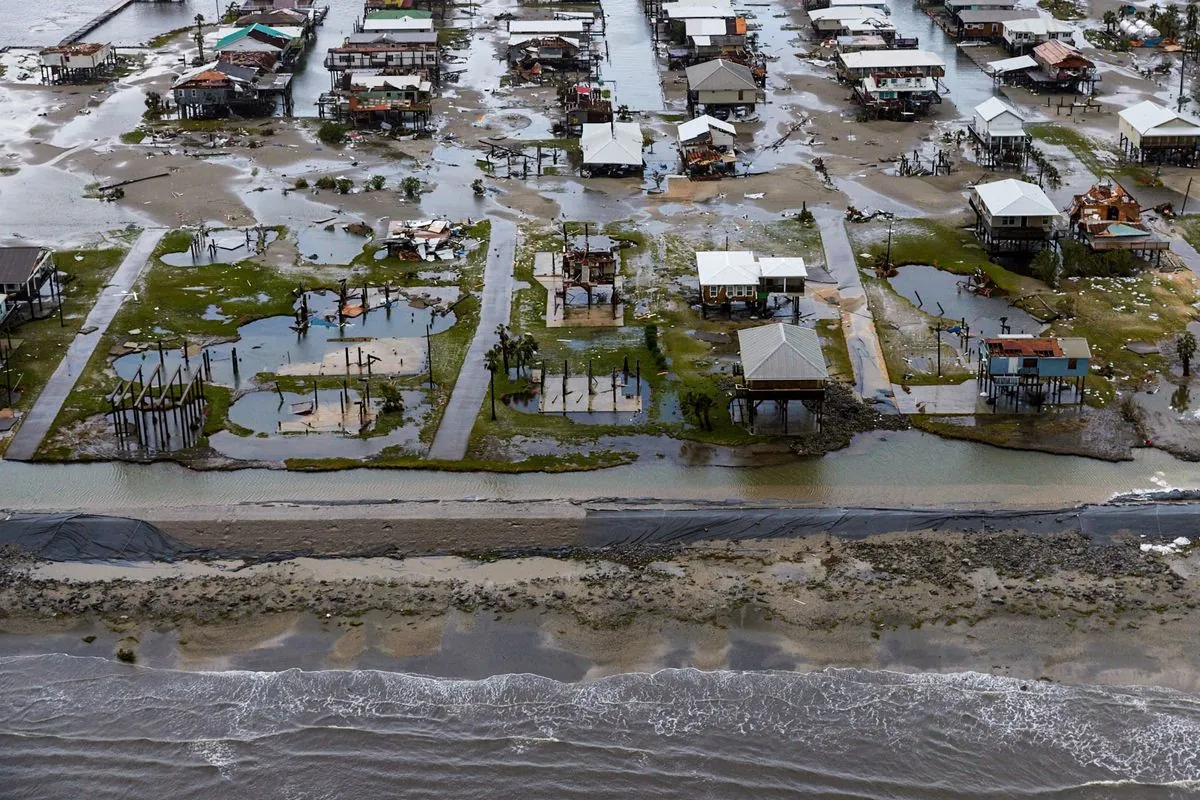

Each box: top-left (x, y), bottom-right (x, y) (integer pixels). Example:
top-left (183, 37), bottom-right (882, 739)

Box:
top-left (884, 216), bottom-right (894, 268)
top-left (426, 324), bottom-right (433, 389)
top-left (933, 317), bottom-right (945, 377)
top-left (194, 14), bottom-right (206, 63)
top-left (1184, 176), bottom-right (1194, 214)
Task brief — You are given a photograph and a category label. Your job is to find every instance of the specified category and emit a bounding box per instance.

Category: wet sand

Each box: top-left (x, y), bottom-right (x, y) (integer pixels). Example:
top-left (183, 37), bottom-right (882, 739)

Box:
top-left (3, 530), bottom-right (1199, 689)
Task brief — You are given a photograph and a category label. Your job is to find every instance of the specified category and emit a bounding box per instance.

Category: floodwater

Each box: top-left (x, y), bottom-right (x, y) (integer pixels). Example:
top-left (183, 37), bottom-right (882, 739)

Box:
top-left (885, 1), bottom-right (996, 118)
top-left (597, 0), bottom-right (665, 112)
top-left (506, 374), bottom-right (652, 426)
top-left (1, 427), bottom-right (1197, 510)
top-left (113, 291), bottom-right (456, 388)
top-left (209, 387), bottom-right (428, 461)
top-left (0, 0), bottom-right (205, 47)
top-left (296, 224), bottom-right (371, 265)
top-left (887, 264), bottom-right (1044, 340)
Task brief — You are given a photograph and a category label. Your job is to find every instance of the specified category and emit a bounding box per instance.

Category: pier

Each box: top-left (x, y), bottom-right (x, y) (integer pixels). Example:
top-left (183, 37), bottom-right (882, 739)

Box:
top-left (60, 0), bottom-right (183, 45)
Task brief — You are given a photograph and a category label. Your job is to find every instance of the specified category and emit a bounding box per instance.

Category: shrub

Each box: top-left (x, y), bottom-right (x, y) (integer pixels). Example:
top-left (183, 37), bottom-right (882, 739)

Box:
top-left (314, 176), bottom-right (337, 191)
top-left (293, 177), bottom-right (309, 189)
top-left (334, 177), bottom-right (354, 194)
top-left (401, 176), bottom-right (422, 197)
top-left (367, 174), bottom-right (386, 191)
top-left (317, 121), bottom-right (347, 146)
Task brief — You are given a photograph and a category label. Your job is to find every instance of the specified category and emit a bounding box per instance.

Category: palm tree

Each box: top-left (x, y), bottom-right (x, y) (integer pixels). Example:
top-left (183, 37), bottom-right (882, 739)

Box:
top-left (193, 14), bottom-right (206, 62)
top-left (484, 345), bottom-right (503, 420)
top-left (495, 324), bottom-right (510, 373)
top-left (1178, 331), bottom-right (1197, 375)
top-left (1104, 10), bottom-right (1118, 32)
top-left (517, 334), bottom-right (539, 376)
top-left (1188, 0), bottom-right (1198, 34)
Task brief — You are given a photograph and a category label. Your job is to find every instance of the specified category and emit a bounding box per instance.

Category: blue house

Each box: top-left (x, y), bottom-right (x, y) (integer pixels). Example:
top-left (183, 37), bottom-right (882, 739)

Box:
top-left (978, 334), bottom-right (1090, 409)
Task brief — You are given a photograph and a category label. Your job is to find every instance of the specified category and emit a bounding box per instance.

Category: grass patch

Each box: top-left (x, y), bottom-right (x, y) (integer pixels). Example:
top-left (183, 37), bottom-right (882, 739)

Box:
top-left (816, 319), bottom-right (853, 382)
top-left (1, 247), bottom-right (128, 456)
top-left (438, 28), bottom-right (470, 47)
top-left (285, 449), bottom-right (636, 473)
top-left (1027, 123), bottom-right (1113, 178)
top-left (119, 130), bottom-right (146, 145)
top-left (1037, 0), bottom-right (1085, 19)
top-left (146, 26), bottom-right (189, 49)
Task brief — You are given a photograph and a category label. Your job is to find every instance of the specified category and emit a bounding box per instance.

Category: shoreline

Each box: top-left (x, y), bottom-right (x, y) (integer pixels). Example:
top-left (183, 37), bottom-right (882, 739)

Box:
top-left (3, 528), bottom-right (1199, 690)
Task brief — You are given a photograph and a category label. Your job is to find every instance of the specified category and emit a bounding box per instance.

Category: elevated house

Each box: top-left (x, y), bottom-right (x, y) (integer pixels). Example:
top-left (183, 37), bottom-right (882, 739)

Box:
top-left (509, 19), bottom-right (591, 37)
top-left (968, 178), bottom-right (1060, 253)
top-left (1001, 14), bottom-right (1075, 54)
top-left (0, 247), bottom-right (55, 318)
top-left (560, 83), bottom-right (612, 136)
top-left (734, 323), bottom-right (829, 434)
top-left (808, 7), bottom-right (897, 43)
top-left (580, 122), bottom-right (643, 177)
top-left (854, 74), bottom-right (940, 119)
top-left (944, 0), bottom-right (1018, 20)
top-left (682, 17), bottom-right (749, 64)
top-left (1066, 178), bottom-right (1170, 261)
top-left (318, 71), bottom-right (434, 128)
top-left (358, 9), bottom-right (435, 33)
top-left (678, 114), bottom-right (737, 177)
top-left (172, 61), bottom-right (291, 118)
top-left (983, 53), bottom-right (1037, 86)
top-left (685, 59), bottom-right (762, 114)
top-left (695, 250), bottom-right (806, 315)
top-left (808, 0), bottom-right (891, 11)
top-left (562, 229), bottom-right (619, 286)
top-left (1028, 40), bottom-right (1096, 94)
top-left (953, 9), bottom-right (1037, 40)
top-left (1118, 100), bottom-right (1200, 166)
top-left (978, 335), bottom-right (1090, 409)
top-left (38, 43), bottom-right (117, 85)
top-left (968, 96), bottom-right (1028, 168)
top-left (235, 8), bottom-right (314, 39)
top-left (324, 31), bottom-right (440, 86)
top-left (836, 49), bottom-right (945, 84)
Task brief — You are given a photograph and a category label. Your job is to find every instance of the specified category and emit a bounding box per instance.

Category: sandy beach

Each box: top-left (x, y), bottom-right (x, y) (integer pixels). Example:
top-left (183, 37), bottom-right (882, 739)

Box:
top-left (3, 524), bottom-right (1199, 689)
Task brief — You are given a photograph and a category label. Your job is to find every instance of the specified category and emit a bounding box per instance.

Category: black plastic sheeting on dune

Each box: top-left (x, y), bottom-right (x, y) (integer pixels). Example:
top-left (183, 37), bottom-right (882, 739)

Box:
top-left (0, 513), bottom-right (190, 561)
top-left (578, 505), bottom-right (1200, 547)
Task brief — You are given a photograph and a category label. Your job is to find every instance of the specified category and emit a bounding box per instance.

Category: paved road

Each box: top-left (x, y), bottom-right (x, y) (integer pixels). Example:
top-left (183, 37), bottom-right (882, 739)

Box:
top-left (5, 229), bottom-right (165, 461)
top-left (427, 217), bottom-right (517, 460)
top-left (815, 209), bottom-right (897, 411)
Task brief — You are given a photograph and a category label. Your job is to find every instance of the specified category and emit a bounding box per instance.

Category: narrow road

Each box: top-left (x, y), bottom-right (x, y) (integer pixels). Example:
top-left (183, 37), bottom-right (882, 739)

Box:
top-left (815, 209), bottom-right (897, 411)
top-left (427, 217), bottom-right (517, 460)
top-left (5, 229), bottom-right (165, 461)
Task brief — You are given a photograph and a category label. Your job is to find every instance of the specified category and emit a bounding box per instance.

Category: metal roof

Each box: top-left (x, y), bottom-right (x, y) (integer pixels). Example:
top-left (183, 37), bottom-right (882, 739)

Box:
top-left (1119, 100), bottom-right (1200, 136)
top-left (685, 58), bottom-right (757, 91)
top-left (215, 23), bottom-right (293, 50)
top-left (0, 248), bottom-right (49, 286)
top-left (1032, 39), bottom-right (1087, 66)
top-left (809, 6), bottom-right (889, 21)
top-left (757, 257), bottom-right (807, 279)
top-left (509, 19), bottom-right (586, 34)
top-left (984, 54), bottom-right (1036, 75)
top-left (677, 114), bottom-right (736, 142)
top-left (838, 49), bottom-right (945, 69)
top-left (738, 324), bottom-right (828, 383)
top-left (1059, 337), bottom-right (1091, 359)
top-left (696, 250), bottom-right (759, 286)
top-left (974, 96), bottom-right (1024, 122)
top-left (972, 178), bottom-right (1059, 217)
top-left (580, 122), bottom-right (643, 166)
top-left (661, 4), bottom-right (736, 20)
top-left (1002, 15), bottom-right (1076, 35)
top-left (955, 9), bottom-right (1037, 23)
top-left (685, 18), bottom-right (729, 36)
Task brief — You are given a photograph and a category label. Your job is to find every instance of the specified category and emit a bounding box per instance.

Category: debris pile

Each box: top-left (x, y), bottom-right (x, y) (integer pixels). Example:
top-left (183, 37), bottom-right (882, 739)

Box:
top-left (381, 219), bottom-right (469, 261)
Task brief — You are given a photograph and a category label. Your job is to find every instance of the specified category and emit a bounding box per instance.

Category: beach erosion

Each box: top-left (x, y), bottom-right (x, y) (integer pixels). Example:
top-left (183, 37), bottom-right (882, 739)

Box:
top-left (3, 504), bottom-right (1200, 690)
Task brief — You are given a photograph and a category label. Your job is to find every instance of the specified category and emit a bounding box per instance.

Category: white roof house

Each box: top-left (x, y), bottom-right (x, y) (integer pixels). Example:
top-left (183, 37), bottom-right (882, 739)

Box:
top-left (346, 73), bottom-right (433, 92)
top-left (696, 251), bottom-right (807, 297)
top-left (1001, 14), bottom-right (1075, 45)
top-left (972, 179), bottom-right (1060, 218)
top-left (827, 0), bottom-right (889, 9)
top-left (1118, 100), bottom-right (1200, 147)
top-left (971, 97), bottom-right (1026, 140)
top-left (662, 3), bottom-right (737, 20)
top-left (837, 49), bottom-right (946, 79)
top-left (685, 18), bottom-right (731, 37)
top-left (361, 16), bottom-right (435, 31)
top-left (678, 114), bottom-right (736, 144)
top-left (580, 122), bottom-right (643, 167)
top-left (509, 19), bottom-right (587, 35)
top-left (808, 6), bottom-right (888, 22)
top-left (984, 54), bottom-right (1036, 76)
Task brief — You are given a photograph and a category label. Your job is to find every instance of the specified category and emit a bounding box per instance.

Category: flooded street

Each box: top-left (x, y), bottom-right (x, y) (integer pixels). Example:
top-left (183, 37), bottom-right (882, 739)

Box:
top-left (597, 0), bottom-right (665, 112)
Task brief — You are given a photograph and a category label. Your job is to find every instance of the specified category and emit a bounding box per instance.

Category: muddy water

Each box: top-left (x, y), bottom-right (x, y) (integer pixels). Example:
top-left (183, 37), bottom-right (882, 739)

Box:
top-left (0, 0), bottom-right (205, 47)
top-left (1, 429), bottom-right (1196, 509)
top-left (887, 264), bottom-right (1043, 340)
top-left (885, 2), bottom-right (995, 118)
top-left (597, 0), bottom-right (665, 112)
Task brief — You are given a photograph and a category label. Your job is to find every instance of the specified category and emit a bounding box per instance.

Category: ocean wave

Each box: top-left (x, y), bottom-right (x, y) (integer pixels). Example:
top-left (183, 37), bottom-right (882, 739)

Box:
top-left (2, 656), bottom-right (1200, 796)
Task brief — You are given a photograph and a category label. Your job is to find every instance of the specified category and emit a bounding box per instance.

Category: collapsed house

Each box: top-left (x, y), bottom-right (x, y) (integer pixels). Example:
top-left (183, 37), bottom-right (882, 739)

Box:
top-left (677, 115), bottom-right (737, 177)
top-left (580, 122), bottom-right (644, 177)
top-left (1027, 40), bottom-right (1097, 94)
top-left (1118, 100), bottom-right (1200, 166)
top-left (854, 73), bottom-right (940, 119)
top-left (1066, 178), bottom-right (1170, 261)
top-left (506, 35), bottom-right (591, 81)
top-left (809, 7), bottom-right (898, 43)
top-left (968, 97), bottom-right (1028, 168)
top-left (38, 43), bottom-right (117, 85)
top-left (969, 178), bottom-right (1060, 253)
top-left (214, 23), bottom-right (305, 70)
top-left (559, 83), bottom-right (613, 136)
top-left (235, 8), bottom-right (314, 38)
top-left (380, 219), bottom-right (466, 261)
